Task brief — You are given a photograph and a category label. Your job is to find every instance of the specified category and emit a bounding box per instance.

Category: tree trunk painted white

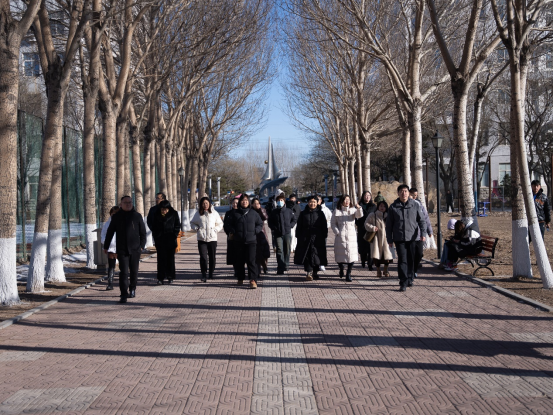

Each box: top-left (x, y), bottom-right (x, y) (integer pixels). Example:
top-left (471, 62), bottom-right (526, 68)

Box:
top-left (0, 237), bottom-right (18, 305)
top-left (349, 158), bottom-right (356, 198)
top-left (84, 224), bottom-right (97, 269)
top-left (46, 229), bottom-right (65, 282)
top-left (402, 127), bottom-right (411, 186)
top-left (362, 145), bottom-right (371, 192)
top-left (512, 219), bottom-right (533, 278)
top-left (27, 232), bottom-right (48, 292)
top-left (412, 103), bottom-right (427, 210)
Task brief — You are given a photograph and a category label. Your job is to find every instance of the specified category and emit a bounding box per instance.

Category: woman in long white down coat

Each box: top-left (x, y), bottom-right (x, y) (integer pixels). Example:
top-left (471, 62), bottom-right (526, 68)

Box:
top-left (100, 206), bottom-right (119, 290)
top-left (364, 201), bottom-right (393, 277)
top-left (331, 195), bottom-right (363, 282)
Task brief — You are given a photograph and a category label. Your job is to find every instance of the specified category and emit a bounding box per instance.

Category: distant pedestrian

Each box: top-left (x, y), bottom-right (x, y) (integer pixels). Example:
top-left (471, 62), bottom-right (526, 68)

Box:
top-left (409, 188), bottom-right (433, 281)
top-left (532, 180), bottom-right (551, 240)
top-left (331, 195), bottom-right (363, 282)
top-left (268, 191), bottom-right (297, 275)
top-left (225, 194), bottom-right (263, 288)
top-left (190, 197), bottom-right (223, 282)
top-left (374, 191), bottom-right (385, 204)
top-left (224, 197), bottom-right (240, 278)
top-left (148, 200), bottom-right (181, 285)
top-left (286, 194), bottom-right (302, 253)
top-left (364, 201), bottom-right (393, 277)
top-left (100, 206), bottom-right (120, 290)
top-left (356, 191), bottom-right (376, 270)
top-left (446, 190), bottom-right (454, 213)
top-left (251, 198), bottom-right (271, 275)
top-left (104, 196), bottom-right (146, 303)
top-left (386, 185), bottom-right (426, 291)
top-left (317, 195), bottom-right (332, 273)
top-left (294, 195), bottom-right (328, 281)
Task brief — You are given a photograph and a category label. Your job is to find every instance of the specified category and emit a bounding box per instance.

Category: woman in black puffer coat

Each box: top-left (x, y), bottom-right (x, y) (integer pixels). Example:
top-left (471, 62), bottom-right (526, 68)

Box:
top-left (148, 200), bottom-right (181, 284)
top-left (294, 195), bottom-right (328, 281)
top-left (224, 194), bottom-right (263, 289)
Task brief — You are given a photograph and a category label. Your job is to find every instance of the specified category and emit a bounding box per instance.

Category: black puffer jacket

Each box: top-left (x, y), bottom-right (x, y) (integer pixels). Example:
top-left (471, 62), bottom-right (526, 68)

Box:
top-left (104, 208), bottom-right (146, 254)
top-left (268, 206), bottom-right (297, 237)
top-left (294, 206), bottom-right (328, 266)
top-left (286, 200), bottom-right (302, 221)
top-left (148, 207), bottom-right (181, 249)
top-left (224, 207), bottom-right (263, 244)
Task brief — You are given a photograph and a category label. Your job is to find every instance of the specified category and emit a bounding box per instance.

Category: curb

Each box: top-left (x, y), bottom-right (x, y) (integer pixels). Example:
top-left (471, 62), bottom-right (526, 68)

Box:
top-left (0, 237), bottom-right (197, 331)
top-left (423, 258), bottom-right (552, 313)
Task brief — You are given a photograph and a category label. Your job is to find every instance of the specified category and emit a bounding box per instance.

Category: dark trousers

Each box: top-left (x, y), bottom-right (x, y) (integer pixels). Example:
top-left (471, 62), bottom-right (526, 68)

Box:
top-left (108, 257), bottom-right (116, 274)
top-left (446, 202), bottom-right (454, 212)
top-left (236, 243), bottom-right (258, 282)
top-left (394, 241), bottom-right (416, 288)
top-left (275, 233), bottom-right (292, 273)
top-left (414, 241), bottom-right (424, 275)
top-left (117, 250), bottom-right (141, 297)
top-left (198, 241), bottom-right (217, 277)
top-left (157, 248), bottom-right (176, 281)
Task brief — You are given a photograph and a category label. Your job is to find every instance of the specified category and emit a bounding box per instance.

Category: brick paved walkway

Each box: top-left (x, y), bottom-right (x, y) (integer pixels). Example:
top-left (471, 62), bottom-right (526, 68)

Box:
top-left (0, 232), bottom-right (552, 415)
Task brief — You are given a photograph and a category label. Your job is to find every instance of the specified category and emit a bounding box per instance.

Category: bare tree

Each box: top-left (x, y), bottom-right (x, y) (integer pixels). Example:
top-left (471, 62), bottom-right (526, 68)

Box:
top-left (490, 0), bottom-right (552, 288)
top-left (0, 0), bottom-right (42, 303)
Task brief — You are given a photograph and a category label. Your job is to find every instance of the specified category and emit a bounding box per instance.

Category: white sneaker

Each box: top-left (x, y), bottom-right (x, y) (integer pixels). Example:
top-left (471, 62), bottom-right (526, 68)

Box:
top-left (319, 266), bottom-right (325, 272)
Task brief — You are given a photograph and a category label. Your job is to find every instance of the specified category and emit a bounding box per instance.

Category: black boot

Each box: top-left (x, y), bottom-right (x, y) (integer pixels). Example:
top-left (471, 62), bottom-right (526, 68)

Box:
top-left (368, 260), bottom-right (373, 271)
top-left (346, 264), bottom-right (353, 282)
top-left (208, 270), bottom-right (213, 280)
top-left (201, 273), bottom-right (207, 283)
top-left (106, 268), bottom-right (114, 291)
top-left (339, 263), bottom-right (344, 279)
top-left (129, 289), bottom-right (136, 298)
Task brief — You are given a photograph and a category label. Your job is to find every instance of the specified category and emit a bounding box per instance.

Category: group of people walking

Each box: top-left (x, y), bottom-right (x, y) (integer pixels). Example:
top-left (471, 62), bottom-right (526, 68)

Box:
top-left (101, 182), bottom-right (468, 302)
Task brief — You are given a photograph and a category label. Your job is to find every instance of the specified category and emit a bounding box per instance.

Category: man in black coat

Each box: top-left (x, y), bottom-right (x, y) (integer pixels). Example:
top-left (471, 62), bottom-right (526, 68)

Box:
top-left (225, 195), bottom-right (263, 288)
top-left (146, 193), bottom-right (166, 236)
top-left (104, 196), bottom-right (147, 302)
top-left (148, 200), bottom-right (181, 284)
top-left (386, 185), bottom-right (426, 292)
top-left (269, 192), bottom-right (297, 274)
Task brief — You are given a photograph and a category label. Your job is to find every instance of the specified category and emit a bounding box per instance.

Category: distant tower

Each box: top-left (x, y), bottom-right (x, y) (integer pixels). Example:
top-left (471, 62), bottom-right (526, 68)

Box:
top-left (259, 137), bottom-right (288, 198)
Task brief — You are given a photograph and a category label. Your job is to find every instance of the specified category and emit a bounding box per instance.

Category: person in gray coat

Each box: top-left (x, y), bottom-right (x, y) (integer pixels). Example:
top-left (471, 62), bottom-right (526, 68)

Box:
top-left (409, 188), bottom-right (433, 280)
top-left (386, 185), bottom-right (426, 291)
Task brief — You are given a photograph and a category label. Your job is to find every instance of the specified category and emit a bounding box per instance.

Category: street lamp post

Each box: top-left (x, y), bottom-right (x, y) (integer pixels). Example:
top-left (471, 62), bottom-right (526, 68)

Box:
top-left (178, 166), bottom-right (185, 229)
top-left (217, 177), bottom-right (221, 204)
top-left (432, 131), bottom-right (443, 260)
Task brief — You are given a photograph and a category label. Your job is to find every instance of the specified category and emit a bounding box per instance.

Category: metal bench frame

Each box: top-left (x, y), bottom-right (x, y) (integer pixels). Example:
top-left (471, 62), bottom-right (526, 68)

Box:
top-left (456, 235), bottom-right (499, 276)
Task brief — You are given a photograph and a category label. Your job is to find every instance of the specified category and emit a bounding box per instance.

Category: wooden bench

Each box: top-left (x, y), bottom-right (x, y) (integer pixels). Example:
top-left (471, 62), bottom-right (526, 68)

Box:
top-left (457, 235), bottom-right (499, 276)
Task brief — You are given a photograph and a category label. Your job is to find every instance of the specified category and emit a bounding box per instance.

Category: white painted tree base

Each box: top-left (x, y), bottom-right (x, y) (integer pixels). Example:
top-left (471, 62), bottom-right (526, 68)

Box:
top-left (46, 229), bottom-right (66, 282)
top-left (0, 237), bottom-right (20, 305)
top-left (27, 232), bottom-right (48, 292)
top-left (84, 223), bottom-right (97, 269)
top-left (529, 221), bottom-right (553, 288)
top-left (512, 219), bottom-right (533, 279)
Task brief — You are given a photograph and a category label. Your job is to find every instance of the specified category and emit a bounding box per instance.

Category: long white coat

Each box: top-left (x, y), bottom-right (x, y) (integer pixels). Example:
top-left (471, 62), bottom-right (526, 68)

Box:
top-left (331, 206), bottom-right (363, 263)
top-left (190, 209), bottom-right (223, 242)
top-left (101, 217), bottom-right (116, 253)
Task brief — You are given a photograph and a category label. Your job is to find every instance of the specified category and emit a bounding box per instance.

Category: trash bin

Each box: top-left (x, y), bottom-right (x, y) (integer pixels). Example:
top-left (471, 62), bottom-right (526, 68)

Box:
top-left (93, 228), bottom-right (108, 267)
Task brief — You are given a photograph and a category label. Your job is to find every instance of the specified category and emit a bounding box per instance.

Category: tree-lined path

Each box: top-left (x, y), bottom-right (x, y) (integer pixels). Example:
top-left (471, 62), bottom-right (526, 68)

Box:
top-left (0, 232), bottom-right (552, 415)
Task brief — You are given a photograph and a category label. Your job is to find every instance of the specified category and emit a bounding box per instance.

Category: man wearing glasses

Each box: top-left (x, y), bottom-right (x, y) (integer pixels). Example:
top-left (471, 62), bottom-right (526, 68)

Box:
top-left (104, 196), bottom-right (146, 303)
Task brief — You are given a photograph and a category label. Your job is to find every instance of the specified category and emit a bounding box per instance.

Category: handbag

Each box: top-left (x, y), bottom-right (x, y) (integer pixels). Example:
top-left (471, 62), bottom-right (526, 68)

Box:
top-left (364, 231), bottom-right (376, 242)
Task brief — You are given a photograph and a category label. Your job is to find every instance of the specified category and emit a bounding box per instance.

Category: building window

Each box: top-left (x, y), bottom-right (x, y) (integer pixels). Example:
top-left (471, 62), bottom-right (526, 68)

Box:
top-left (499, 163), bottom-right (510, 185)
top-left (23, 53), bottom-right (40, 76)
top-left (50, 11), bottom-right (66, 36)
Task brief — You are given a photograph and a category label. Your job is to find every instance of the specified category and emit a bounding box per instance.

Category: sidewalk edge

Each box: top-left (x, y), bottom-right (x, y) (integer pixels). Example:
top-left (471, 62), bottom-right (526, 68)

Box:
top-left (0, 249), bottom-right (163, 330)
top-left (422, 258), bottom-right (552, 313)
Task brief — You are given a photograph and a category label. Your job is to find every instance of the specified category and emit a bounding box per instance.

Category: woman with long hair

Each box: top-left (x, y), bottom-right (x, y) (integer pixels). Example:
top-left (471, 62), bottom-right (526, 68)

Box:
top-left (356, 191), bottom-right (376, 270)
top-left (364, 201), bottom-right (393, 277)
top-left (331, 195), bottom-right (363, 282)
top-left (251, 198), bottom-right (271, 275)
top-left (190, 197), bottom-right (223, 282)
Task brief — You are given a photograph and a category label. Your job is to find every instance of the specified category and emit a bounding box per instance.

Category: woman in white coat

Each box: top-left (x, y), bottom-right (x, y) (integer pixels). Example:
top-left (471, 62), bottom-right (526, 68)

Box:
top-left (190, 197), bottom-right (224, 282)
top-left (364, 201), bottom-right (393, 277)
top-left (100, 206), bottom-right (119, 290)
top-left (331, 195), bottom-right (363, 282)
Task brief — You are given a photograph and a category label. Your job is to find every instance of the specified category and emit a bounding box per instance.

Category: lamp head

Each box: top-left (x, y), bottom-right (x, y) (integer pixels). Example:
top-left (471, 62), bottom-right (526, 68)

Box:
top-left (432, 130), bottom-right (443, 149)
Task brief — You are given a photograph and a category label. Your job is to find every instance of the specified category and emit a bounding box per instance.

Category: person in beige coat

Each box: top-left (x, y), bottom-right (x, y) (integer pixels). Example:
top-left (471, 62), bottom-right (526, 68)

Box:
top-left (364, 201), bottom-right (393, 277)
top-left (331, 195), bottom-right (363, 282)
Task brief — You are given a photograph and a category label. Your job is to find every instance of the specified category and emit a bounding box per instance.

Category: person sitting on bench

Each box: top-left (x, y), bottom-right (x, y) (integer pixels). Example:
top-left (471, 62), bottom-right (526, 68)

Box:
top-left (444, 219), bottom-right (483, 271)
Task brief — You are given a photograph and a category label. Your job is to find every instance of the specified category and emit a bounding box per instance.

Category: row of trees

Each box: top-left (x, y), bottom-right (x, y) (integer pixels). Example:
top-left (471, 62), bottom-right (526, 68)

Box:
top-left (0, 0), bottom-right (273, 304)
top-left (282, 0), bottom-right (552, 287)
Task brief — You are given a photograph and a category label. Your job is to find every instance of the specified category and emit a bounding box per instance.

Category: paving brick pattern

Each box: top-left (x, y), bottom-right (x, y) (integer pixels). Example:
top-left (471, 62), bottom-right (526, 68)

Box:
top-left (0, 231), bottom-right (551, 415)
